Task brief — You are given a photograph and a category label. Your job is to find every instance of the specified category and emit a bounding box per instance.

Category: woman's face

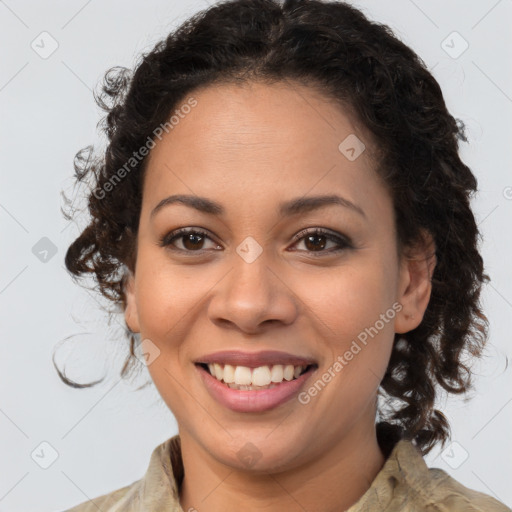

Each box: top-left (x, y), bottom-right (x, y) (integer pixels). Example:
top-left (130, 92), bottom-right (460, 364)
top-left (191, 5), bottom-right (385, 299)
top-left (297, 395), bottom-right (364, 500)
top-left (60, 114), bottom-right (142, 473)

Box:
top-left (125, 80), bottom-right (431, 470)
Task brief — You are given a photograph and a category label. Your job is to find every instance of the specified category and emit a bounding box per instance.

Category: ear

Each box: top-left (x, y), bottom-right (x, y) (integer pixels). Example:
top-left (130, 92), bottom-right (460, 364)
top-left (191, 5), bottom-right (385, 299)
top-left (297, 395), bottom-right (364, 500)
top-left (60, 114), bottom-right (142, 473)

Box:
top-left (124, 270), bottom-right (140, 333)
top-left (394, 230), bottom-right (437, 334)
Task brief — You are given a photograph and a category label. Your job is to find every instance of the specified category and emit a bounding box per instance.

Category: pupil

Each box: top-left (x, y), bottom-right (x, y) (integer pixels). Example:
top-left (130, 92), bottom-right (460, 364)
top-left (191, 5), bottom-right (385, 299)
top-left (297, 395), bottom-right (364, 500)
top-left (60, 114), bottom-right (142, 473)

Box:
top-left (184, 233), bottom-right (204, 250)
top-left (305, 234), bottom-right (326, 251)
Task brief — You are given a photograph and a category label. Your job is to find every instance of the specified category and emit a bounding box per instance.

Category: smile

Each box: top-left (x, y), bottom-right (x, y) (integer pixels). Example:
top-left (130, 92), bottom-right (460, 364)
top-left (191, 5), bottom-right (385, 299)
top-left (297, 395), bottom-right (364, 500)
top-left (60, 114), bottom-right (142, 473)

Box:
top-left (195, 363), bottom-right (318, 412)
top-left (200, 362), bottom-right (313, 389)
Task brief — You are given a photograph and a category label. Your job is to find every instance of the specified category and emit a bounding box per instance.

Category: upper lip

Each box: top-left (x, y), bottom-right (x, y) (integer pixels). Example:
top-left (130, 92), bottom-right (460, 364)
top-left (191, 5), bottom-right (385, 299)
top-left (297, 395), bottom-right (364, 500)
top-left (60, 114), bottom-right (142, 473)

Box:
top-left (195, 350), bottom-right (318, 368)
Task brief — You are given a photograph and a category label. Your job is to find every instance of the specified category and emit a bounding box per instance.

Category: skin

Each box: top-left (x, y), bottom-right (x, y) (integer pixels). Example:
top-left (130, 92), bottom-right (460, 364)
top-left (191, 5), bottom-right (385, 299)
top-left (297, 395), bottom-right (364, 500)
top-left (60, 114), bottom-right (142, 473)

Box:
top-left (124, 80), bottom-right (436, 512)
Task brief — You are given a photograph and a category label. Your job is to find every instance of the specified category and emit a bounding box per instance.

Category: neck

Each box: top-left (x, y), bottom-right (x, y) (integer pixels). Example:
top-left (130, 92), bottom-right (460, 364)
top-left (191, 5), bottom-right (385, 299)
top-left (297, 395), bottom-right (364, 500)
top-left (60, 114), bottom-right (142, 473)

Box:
top-left (179, 413), bottom-right (386, 512)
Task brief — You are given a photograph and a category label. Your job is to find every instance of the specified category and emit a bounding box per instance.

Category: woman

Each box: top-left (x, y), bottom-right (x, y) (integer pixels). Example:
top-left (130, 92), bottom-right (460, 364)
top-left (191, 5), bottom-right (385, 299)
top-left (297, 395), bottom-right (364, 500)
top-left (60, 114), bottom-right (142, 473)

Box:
top-left (59, 0), bottom-right (510, 510)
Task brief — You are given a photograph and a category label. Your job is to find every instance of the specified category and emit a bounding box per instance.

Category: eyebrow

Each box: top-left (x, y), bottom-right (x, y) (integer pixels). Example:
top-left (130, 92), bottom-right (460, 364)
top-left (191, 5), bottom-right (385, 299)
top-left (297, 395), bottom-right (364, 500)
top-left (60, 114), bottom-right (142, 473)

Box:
top-left (150, 193), bottom-right (366, 219)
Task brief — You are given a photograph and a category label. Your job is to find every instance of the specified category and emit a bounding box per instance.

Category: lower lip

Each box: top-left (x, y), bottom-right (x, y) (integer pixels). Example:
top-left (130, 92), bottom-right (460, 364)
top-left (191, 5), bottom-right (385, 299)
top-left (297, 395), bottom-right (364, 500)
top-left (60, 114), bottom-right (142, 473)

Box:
top-left (195, 364), bottom-right (317, 413)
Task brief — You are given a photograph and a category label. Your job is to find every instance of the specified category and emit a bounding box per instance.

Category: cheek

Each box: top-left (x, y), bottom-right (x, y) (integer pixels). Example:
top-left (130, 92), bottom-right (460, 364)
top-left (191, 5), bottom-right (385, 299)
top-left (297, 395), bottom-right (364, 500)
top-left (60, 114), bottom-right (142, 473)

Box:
top-left (134, 251), bottom-right (208, 337)
top-left (133, 257), bottom-right (202, 411)
top-left (311, 260), bottom-right (396, 329)
top-left (305, 259), bottom-right (398, 375)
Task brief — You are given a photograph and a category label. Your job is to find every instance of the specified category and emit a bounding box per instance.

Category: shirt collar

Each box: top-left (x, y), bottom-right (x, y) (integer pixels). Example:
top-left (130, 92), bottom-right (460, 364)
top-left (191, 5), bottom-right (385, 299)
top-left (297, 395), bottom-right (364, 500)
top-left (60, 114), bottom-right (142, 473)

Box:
top-left (139, 428), bottom-right (428, 512)
top-left (346, 436), bottom-right (432, 510)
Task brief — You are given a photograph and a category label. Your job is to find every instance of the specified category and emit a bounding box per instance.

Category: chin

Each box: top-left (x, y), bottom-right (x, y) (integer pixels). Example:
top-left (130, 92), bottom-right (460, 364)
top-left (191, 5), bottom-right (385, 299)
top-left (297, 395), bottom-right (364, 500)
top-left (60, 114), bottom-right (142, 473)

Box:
top-left (207, 431), bottom-right (305, 472)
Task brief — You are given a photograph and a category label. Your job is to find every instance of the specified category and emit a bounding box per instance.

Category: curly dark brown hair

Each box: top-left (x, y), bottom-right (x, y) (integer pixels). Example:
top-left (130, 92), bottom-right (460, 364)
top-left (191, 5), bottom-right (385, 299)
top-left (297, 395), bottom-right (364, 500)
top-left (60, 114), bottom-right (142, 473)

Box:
top-left (57, 0), bottom-right (489, 456)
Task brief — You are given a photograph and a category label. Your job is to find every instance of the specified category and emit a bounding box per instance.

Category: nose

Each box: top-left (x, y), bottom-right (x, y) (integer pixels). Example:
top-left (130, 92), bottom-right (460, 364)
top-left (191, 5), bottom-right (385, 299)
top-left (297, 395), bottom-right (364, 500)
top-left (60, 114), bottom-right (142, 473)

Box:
top-left (207, 250), bottom-right (298, 334)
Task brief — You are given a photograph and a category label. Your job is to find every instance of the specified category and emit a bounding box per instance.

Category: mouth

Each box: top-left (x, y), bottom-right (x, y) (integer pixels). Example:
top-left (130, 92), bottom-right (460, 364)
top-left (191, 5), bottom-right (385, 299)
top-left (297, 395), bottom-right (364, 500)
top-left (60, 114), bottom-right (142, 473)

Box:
top-left (195, 362), bottom-right (317, 390)
top-left (195, 362), bottom-right (319, 412)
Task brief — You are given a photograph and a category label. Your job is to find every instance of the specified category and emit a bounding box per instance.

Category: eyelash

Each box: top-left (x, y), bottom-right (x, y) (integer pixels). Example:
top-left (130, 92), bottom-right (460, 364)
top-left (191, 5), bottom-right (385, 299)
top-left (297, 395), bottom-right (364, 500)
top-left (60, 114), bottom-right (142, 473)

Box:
top-left (158, 227), bottom-right (352, 257)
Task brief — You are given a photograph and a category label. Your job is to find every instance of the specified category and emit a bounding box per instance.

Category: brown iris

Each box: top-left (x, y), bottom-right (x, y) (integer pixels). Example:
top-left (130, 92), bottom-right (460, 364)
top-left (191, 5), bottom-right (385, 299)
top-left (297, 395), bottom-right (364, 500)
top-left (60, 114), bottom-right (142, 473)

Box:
top-left (304, 233), bottom-right (327, 251)
top-left (182, 232), bottom-right (206, 250)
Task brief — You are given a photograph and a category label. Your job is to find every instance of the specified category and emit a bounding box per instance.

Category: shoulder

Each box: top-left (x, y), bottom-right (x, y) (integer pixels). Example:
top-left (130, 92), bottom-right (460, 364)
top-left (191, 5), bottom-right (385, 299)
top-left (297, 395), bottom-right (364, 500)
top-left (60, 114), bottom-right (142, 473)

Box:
top-left (419, 466), bottom-right (511, 511)
top-left (390, 440), bottom-right (511, 511)
top-left (63, 480), bottom-right (142, 512)
top-left (62, 435), bottom-right (183, 512)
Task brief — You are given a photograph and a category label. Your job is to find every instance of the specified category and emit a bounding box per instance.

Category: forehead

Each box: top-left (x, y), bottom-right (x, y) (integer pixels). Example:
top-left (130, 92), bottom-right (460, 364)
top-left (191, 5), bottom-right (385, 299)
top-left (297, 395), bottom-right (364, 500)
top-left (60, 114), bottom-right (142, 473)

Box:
top-left (142, 80), bottom-right (388, 221)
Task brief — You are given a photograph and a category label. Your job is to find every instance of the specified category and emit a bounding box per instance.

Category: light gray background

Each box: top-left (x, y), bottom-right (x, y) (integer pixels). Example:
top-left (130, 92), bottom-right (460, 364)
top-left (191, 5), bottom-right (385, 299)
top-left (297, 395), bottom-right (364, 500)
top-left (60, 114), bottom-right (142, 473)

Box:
top-left (1, 1), bottom-right (511, 510)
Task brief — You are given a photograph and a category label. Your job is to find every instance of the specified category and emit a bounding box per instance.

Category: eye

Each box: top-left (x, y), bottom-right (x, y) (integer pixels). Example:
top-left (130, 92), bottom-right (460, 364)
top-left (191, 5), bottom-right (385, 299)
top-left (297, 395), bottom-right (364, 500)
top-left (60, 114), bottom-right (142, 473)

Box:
top-left (158, 227), bottom-right (221, 253)
top-left (290, 228), bottom-right (352, 255)
top-left (158, 226), bottom-right (352, 256)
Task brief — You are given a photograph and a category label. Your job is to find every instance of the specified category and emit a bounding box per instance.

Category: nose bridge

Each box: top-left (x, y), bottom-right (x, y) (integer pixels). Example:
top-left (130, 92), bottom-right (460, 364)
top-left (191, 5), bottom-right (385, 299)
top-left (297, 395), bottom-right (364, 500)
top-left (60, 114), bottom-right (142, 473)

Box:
top-left (208, 239), bottom-right (297, 331)
top-left (230, 245), bottom-right (273, 303)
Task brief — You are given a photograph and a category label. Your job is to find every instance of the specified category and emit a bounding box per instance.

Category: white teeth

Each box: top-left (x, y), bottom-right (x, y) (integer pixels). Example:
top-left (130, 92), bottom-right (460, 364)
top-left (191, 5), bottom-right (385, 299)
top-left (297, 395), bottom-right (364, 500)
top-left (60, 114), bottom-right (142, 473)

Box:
top-left (223, 364), bottom-right (235, 383)
top-left (204, 363), bottom-right (309, 386)
top-left (283, 364), bottom-right (295, 381)
top-left (252, 366), bottom-right (272, 386)
top-left (233, 365), bottom-right (252, 385)
top-left (213, 363), bottom-right (223, 380)
top-left (270, 364), bottom-right (284, 382)
top-left (227, 382), bottom-right (280, 390)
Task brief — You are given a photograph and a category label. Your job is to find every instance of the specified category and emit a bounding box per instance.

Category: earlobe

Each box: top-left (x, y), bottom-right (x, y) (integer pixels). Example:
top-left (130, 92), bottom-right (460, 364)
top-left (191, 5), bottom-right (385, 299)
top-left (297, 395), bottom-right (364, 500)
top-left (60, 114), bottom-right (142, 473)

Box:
top-left (394, 231), bottom-right (436, 334)
top-left (124, 271), bottom-right (140, 333)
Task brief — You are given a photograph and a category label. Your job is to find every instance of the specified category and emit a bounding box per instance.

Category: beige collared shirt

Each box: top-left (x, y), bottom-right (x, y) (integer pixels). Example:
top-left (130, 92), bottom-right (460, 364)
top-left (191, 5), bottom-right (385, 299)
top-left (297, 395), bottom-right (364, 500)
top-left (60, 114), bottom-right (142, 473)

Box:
top-left (64, 434), bottom-right (510, 511)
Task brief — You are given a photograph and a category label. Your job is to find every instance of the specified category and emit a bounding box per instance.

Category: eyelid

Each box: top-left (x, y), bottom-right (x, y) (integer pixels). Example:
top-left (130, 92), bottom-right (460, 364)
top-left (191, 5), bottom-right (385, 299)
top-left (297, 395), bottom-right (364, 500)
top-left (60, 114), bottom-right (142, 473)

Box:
top-left (291, 227), bottom-right (351, 244)
top-left (158, 227), bottom-right (220, 251)
top-left (289, 227), bottom-right (353, 255)
top-left (159, 226), bottom-right (353, 255)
